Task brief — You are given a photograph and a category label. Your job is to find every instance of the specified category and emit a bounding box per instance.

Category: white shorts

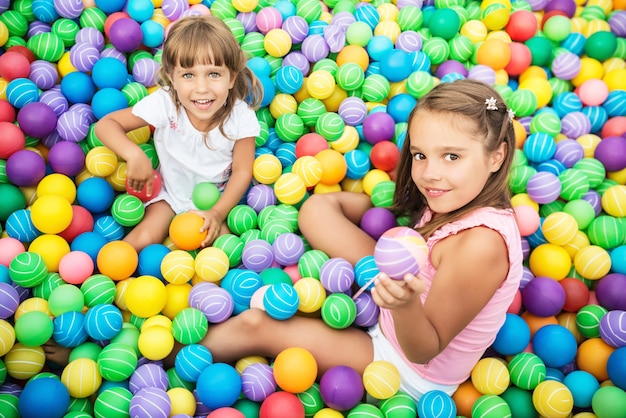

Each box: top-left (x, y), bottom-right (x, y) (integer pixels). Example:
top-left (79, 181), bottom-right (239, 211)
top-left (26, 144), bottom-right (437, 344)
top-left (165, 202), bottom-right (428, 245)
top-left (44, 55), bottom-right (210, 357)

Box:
top-left (367, 324), bottom-right (458, 402)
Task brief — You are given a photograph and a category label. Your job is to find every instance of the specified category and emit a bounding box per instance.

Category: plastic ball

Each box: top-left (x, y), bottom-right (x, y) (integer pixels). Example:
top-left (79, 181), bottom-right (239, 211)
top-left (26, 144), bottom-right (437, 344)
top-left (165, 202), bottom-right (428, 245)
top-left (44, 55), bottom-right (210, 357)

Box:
top-left (532, 380), bottom-right (574, 418)
top-left (595, 273), bottom-right (626, 311)
top-left (374, 226), bottom-right (427, 280)
top-left (253, 154), bottom-right (282, 185)
top-left (259, 391), bottom-right (305, 418)
top-left (321, 293), bottom-right (356, 330)
top-left (533, 324), bottom-right (578, 368)
top-left (168, 212), bottom-right (207, 251)
top-left (607, 347), bottom-right (626, 391)
top-left (129, 386), bottom-right (172, 418)
top-left (506, 10), bottom-right (538, 42)
top-left (476, 38), bottom-right (511, 71)
top-left (417, 390), bottom-right (457, 418)
top-left (240, 362), bottom-right (276, 402)
top-left (17, 377), bottom-right (70, 418)
top-left (273, 173), bottom-right (307, 205)
top-left (273, 346), bottom-right (317, 393)
top-left (61, 357), bottom-right (102, 398)
top-left (96, 240), bottom-right (138, 281)
top-left (471, 394), bottom-right (511, 418)
top-left (594, 136), bottom-right (626, 172)
top-left (360, 207), bottom-right (397, 240)
top-left (263, 282), bottom-right (299, 320)
top-left (319, 365), bottom-right (364, 411)
top-left (129, 362), bottom-right (168, 394)
top-left (362, 360), bottom-right (400, 400)
top-left (574, 245), bottom-right (612, 280)
top-left (196, 363), bottom-right (242, 410)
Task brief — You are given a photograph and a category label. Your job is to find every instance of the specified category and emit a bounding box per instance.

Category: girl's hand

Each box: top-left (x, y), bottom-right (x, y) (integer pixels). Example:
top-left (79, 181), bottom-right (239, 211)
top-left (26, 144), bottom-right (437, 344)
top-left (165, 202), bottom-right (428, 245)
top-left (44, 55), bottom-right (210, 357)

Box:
top-left (371, 272), bottom-right (427, 310)
top-left (126, 152), bottom-right (155, 195)
top-left (191, 208), bottom-right (225, 247)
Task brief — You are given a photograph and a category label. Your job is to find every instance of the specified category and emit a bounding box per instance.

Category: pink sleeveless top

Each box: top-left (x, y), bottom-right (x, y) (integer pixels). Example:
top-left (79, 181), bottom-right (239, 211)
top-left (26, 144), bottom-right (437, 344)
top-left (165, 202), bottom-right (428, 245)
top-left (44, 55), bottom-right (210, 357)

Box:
top-left (377, 207), bottom-right (523, 385)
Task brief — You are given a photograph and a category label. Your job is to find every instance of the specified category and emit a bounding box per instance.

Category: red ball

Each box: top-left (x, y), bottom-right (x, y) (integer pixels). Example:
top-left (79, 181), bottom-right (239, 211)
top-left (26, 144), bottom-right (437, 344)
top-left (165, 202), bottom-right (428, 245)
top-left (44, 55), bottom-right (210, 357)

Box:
top-left (207, 407), bottom-right (245, 418)
top-left (126, 170), bottom-right (162, 202)
top-left (6, 45), bottom-right (36, 63)
top-left (507, 289), bottom-right (523, 314)
top-left (0, 122), bottom-right (25, 159)
top-left (505, 10), bottom-right (538, 42)
top-left (0, 52), bottom-right (31, 81)
top-left (370, 140), bottom-right (400, 172)
top-left (295, 133), bottom-right (329, 158)
top-left (259, 391), bottom-right (304, 418)
top-left (601, 116), bottom-right (626, 139)
top-left (0, 100), bottom-right (16, 123)
top-left (504, 42), bottom-right (532, 76)
top-left (59, 205), bottom-right (95, 243)
top-left (560, 277), bottom-right (590, 313)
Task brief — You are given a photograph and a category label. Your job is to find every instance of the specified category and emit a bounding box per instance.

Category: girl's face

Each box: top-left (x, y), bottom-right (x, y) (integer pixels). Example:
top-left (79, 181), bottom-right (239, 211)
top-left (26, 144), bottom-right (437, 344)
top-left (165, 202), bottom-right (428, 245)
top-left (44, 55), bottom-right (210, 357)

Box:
top-left (169, 62), bottom-right (235, 131)
top-left (409, 111), bottom-right (506, 215)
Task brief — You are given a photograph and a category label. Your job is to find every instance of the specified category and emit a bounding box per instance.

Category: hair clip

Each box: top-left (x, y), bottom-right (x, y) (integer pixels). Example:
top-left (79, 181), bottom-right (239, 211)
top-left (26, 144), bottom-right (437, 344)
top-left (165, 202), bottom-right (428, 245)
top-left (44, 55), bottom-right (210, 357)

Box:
top-left (485, 97), bottom-right (498, 111)
top-left (507, 108), bottom-right (515, 122)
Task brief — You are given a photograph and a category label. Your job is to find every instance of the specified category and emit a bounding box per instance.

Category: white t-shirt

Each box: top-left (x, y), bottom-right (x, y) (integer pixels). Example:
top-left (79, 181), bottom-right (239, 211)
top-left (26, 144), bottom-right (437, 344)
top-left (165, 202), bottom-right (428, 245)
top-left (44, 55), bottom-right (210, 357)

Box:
top-left (132, 88), bottom-right (260, 214)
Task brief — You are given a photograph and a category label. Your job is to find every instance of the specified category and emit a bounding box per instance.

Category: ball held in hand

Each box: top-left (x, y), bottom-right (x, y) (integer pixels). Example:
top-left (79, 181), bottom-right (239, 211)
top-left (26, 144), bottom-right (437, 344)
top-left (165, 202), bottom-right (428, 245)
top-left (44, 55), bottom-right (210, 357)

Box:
top-left (126, 170), bottom-right (162, 202)
top-left (374, 226), bottom-right (428, 280)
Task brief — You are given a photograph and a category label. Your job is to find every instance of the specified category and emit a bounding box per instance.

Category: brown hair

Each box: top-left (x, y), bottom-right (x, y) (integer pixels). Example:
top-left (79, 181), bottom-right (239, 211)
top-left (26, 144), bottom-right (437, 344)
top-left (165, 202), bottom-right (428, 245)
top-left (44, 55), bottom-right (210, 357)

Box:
top-left (391, 79), bottom-right (516, 239)
top-left (157, 15), bottom-right (263, 141)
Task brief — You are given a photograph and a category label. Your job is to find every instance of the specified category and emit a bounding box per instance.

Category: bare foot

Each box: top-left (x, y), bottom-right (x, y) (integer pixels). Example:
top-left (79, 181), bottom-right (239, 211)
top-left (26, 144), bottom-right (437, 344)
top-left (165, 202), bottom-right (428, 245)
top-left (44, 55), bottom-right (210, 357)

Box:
top-left (43, 339), bottom-right (72, 366)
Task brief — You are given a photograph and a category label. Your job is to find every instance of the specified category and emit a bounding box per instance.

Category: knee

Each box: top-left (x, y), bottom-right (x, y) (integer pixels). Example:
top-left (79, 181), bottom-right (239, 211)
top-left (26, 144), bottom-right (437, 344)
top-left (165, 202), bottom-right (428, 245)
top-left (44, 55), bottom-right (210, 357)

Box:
top-left (236, 308), bottom-right (269, 332)
top-left (299, 193), bottom-right (330, 226)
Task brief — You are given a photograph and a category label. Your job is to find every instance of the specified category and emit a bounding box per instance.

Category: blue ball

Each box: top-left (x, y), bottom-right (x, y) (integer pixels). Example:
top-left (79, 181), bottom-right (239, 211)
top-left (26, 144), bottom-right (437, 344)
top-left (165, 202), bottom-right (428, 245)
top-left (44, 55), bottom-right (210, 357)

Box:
top-left (354, 255), bottom-right (379, 290)
top-left (417, 390), bottom-right (457, 418)
top-left (94, 0), bottom-right (126, 14)
top-left (138, 244), bottom-right (170, 280)
top-left (380, 49), bottom-right (413, 82)
top-left (6, 78), bottom-right (39, 108)
top-left (532, 324), bottom-right (577, 368)
top-left (92, 57), bottom-right (129, 90)
top-left (18, 377), bottom-right (70, 418)
top-left (610, 245), bottom-right (626, 275)
top-left (274, 0), bottom-right (296, 19)
top-left (76, 177), bottom-right (115, 213)
top-left (387, 94), bottom-right (417, 123)
top-left (32, 0), bottom-right (60, 22)
top-left (60, 71), bottom-right (96, 104)
top-left (552, 92), bottom-right (583, 117)
top-left (275, 65), bottom-right (304, 94)
top-left (71, 231), bottom-right (108, 264)
top-left (561, 32), bottom-right (587, 56)
top-left (258, 75), bottom-right (276, 108)
top-left (229, 269), bottom-right (263, 306)
top-left (344, 149), bottom-right (371, 179)
top-left (536, 159), bottom-right (566, 176)
top-left (492, 313), bottom-right (531, 356)
top-left (411, 51), bottom-right (431, 72)
top-left (263, 282), bottom-right (299, 320)
top-left (523, 132), bottom-right (557, 164)
top-left (93, 216), bottom-right (125, 241)
top-left (196, 363), bottom-right (242, 409)
top-left (91, 87), bottom-right (129, 120)
top-left (174, 344), bottom-right (213, 382)
top-left (140, 20), bottom-right (165, 48)
top-left (247, 57), bottom-right (272, 78)
top-left (607, 346), bottom-right (626, 391)
top-left (126, 0), bottom-right (154, 22)
top-left (368, 35), bottom-right (394, 62)
top-left (0, 265), bottom-right (10, 284)
top-left (354, 3), bottom-right (380, 30)
top-left (545, 367), bottom-right (565, 382)
top-left (563, 370), bottom-right (600, 408)
top-left (265, 128), bottom-right (282, 152)
top-left (275, 142), bottom-right (297, 168)
top-left (603, 90), bottom-right (626, 118)
top-left (4, 209), bottom-right (41, 243)
top-left (84, 303), bottom-right (124, 341)
top-left (581, 105), bottom-right (608, 133)
top-left (53, 311), bottom-right (88, 348)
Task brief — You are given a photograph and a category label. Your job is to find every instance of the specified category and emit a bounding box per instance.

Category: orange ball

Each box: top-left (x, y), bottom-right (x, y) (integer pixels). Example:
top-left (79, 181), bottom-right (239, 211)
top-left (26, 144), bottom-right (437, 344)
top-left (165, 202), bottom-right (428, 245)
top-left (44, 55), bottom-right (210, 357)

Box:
top-left (576, 337), bottom-right (615, 381)
top-left (315, 149), bottom-right (347, 185)
top-left (452, 380), bottom-right (483, 417)
top-left (96, 240), bottom-right (138, 281)
top-left (336, 45), bottom-right (370, 72)
top-left (273, 347), bottom-right (318, 393)
top-left (168, 212), bottom-right (207, 251)
top-left (476, 38), bottom-right (511, 71)
top-left (521, 311), bottom-right (558, 337)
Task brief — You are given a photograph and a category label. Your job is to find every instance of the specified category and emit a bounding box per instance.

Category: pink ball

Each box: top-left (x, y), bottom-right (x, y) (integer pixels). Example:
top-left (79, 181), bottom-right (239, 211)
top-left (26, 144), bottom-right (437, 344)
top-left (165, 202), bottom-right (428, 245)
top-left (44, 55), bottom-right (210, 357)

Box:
top-left (256, 7), bottom-right (283, 34)
top-left (374, 226), bottom-right (428, 280)
top-left (208, 408), bottom-right (246, 418)
top-left (0, 237), bottom-right (25, 267)
top-left (59, 251), bottom-right (94, 285)
top-left (513, 205), bottom-right (540, 236)
top-left (0, 51), bottom-right (31, 81)
top-left (362, 112), bottom-right (396, 144)
top-left (577, 79), bottom-right (609, 106)
top-left (320, 257), bottom-right (355, 293)
top-left (526, 171), bottom-right (562, 204)
top-left (108, 18), bottom-right (143, 53)
top-left (241, 363), bottom-right (277, 402)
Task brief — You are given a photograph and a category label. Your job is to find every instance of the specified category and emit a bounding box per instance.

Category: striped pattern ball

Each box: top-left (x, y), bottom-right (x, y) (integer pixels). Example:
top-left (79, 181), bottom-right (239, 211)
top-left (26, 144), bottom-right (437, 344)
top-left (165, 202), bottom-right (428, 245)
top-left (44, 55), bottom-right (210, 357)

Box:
top-left (213, 234), bottom-right (245, 267)
top-left (5, 209), bottom-right (40, 244)
top-left (274, 173), bottom-right (306, 205)
top-left (129, 387), bottom-right (171, 418)
top-left (374, 226), bottom-right (427, 280)
top-left (132, 57), bottom-right (159, 88)
top-left (347, 403), bottom-right (384, 417)
top-left (84, 303), bottom-right (123, 341)
top-left (574, 245), bottom-right (612, 280)
top-left (256, 7), bottom-right (282, 34)
top-left (471, 357), bottom-right (510, 395)
top-left (471, 394), bottom-right (512, 418)
top-left (94, 387), bottom-right (133, 418)
top-left (229, 269), bottom-right (263, 306)
top-left (338, 97), bottom-right (367, 127)
top-left (523, 132), bottom-right (556, 164)
top-left (227, 204), bottom-right (258, 236)
top-left (57, 107), bottom-right (90, 142)
top-left (174, 344), bottom-right (213, 382)
top-left (316, 112), bottom-right (345, 142)
top-left (275, 65), bottom-right (304, 94)
top-left (602, 185), bottom-right (626, 217)
top-left (4, 343), bottom-right (45, 380)
top-left (554, 139), bottom-right (584, 168)
top-left (298, 249), bottom-right (329, 280)
top-left (573, 158), bottom-right (605, 189)
top-left (362, 74), bottom-right (391, 103)
top-left (344, 149), bottom-right (371, 180)
top-left (9, 251), bottom-right (47, 288)
top-left (53, 311), bottom-right (87, 348)
top-left (0, 320), bottom-right (16, 357)
top-left (321, 293), bottom-right (356, 330)
top-left (526, 171), bottom-right (562, 204)
top-left (86, 146), bottom-right (118, 177)
top-left (55, 0), bottom-right (83, 18)
top-left (242, 363), bottom-right (276, 402)
top-left (81, 274), bottom-right (116, 307)
top-left (197, 286), bottom-right (234, 324)
top-left (122, 81), bottom-right (149, 107)
top-left (32, 0), bottom-right (58, 22)
top-left (397, 30), bottom-right (423, 53)
top-left (129, 363), bottom-right (169, 394)
top-left (242, 239), bottom-right (275, 272)
top-left (599, 310), bottom-right (626, 347)
top-left (261, 219), bottom-right (293, 245)
top-left (530, 111), bottom-right (562, 138)
top-left (27, 32), bottom-right (65, 62)
top-left (194, 247), bottom-right (229, 283)
top-left (363, 360), bottom-right (401, 400)
top-left (283, 15), bottom-right (309, 43)
top-left (75, 27), bottom-right (104, 48)
top-left (417, 390), bottom-right (457, 418)
top-left (551, 52), bottom-right (581, 80)
top-left (241, 32), bottom-right (266, 58)
top-left (532, 380), bottom-right (574, 418)
top-left (69, 42), bottom-right (100, 72)
top-left (111, 193), bottom-right (145, 227)
top-left (576, 304), bottom-right (608, 339)
top-left (301, 34), bottom-right (329, 62)
top-left (379, 392), bottom-right (418, 417)
top-left (61, 358), bottom-right (102, 398)
top-left (292, 156), bottom-right (323, 188)
top-left (541, 212), bottom-right (578, 246)
top-left (188, 281), bottom-right (218, 309)
top-left (297, 98), bottom-right (326, 127)
top-left (172, 307), bottom-right (209, 343)
top-left (306, 70), bottom-right (335, 100)
top-left (272, 232), bottom-right (305, 266)
top-left (336, 63), bottom-right (365, 91)
top-left (320, 257), bottom-right (355, 293)
top-left (354, 292), bottom-right (380, 327)
top-left (253, 154), bottom-right (282, 185)
top-left (297, 383), bottom-right (324, 416)
top-left (246, 184), bottom-right (277, 213)
top-left (0, 283), bottom-right (20, 320)
top-left (507, 352), bottom-right (546, 390)
top-left (6, 78), bottom-right (39, 108)
top-left (275, 113), bottom-right (306, 142)
top-left (587, 215), bottom-right (624, 249)
top-left (263, 282), bottom-right (299, 320)
top-left (97, 342), bottom-right (138, 382)
top-left (264, 28), bottom-right (292, 58)
top-left (29, 60), bottom-right (58, 90)
top-left (161, 250), bottom-right (195, 284)
top-left (558, 168), bottom-right (590, 201)
top-left (449, 34), bottom-right (473, 62)
top-left (294, 277), bottom-right (326, 313)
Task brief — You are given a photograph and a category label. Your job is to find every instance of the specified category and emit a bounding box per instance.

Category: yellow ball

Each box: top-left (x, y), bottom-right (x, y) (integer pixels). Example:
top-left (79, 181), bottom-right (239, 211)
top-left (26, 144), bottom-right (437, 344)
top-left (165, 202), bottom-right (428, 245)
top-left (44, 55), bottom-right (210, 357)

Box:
top-left (330, 125), bottom-right (359, 154)
top-left (194, 247), bottom-right (230, 282)
top-left (30, 195), bottom-right (73, 234)
top-left (322, 86), bottom-right (348, 113)
top-left (511, 193), bottom-right (539, 211)
top-left (529, 243), bottom-right (572, 280)
top-left (607, 166), bottom-right (626, 184)
top-left (138, 325), bottom-right (174, 360)
top-left (125, 275), bottom-right (167, 318)
top-left (0, 21), bottom-right (8, 46)
top-left (274, 173), bottom-right (307, 205)
top-left (15, 297), bottom-right (50, 321)
top-left (313, 183), bottom-right (342, 194)
top-left (161, 283), bottom-right (192, 320)
top-left (0, 319), bottom-right (15, 356)
top-left (571, 57), bottom-right (604, 87)
top-left (232, 0), bottom-right (258, 12)
top-left (115, 279), bottom-right (133, 311)
top-left (253, 154), bottom-right (283, 185)
top-left (377, 3), bottom-right (399, 21)
top-left (36, 173), bottom-right (76, 203)
top-left (314, 409), bottom-right (344, 418)
top-left (29, 234), bottom-right (70, 272)
top-left (4, 343), bottom-right (45, 380)
top-left (341, 178), bottom-right (364, 193)
top-left (362, 169), bottom-right (391, 196)
top-left (235, 355), bottom-right (269, 374)
top-left (532, 380), bottom-right (574, 418)
top-left (264, 28), bottom-right (292, 58)
top-left (161, 250), bottom-right (195, 284)
top-left (604, 68), bottom-right (626, 91)
top-left (57, 51), bottom-right (77, 77)
top-left (461, 20), bottom-right (488, 43)
top-left (519, 66), bottom-right (549, 83)
top-left (574, 245), bottom-right (611, 280)
top-left (127, 125), bottom-right (151, 145)
top-left (363, 360), bottom-right (401, 400)
top-left (142, 314), bottom-right (172, 331)
top-left (470, 357), bottom-right (510, 395)
top-left (293, 156), bottom-right (323, 188)
top-left (85, 146), bottom-right (119, 177)
top-left (168, 387), bottom-right (197, 416)
top-left (373, 20), bottom-right (401, 44)
top-left (62, 358), bottom-right (102, 398)
top-left (576, 134), bottom-right (601, 158)
top-left (562, 230), bottom-right (590, 260)
top-left (601, 185), bottom-right (626, 217)
top-left (294, 277), bottom-right (326, 313)
top-left (519, 77), bottom-right (552, 109)
top-left (107, 161), bottom-right (127, 192)
top-left (541, 212), bottom-right (578, 246)
top-left (269, 93), bottom-right (298, 118)
top-left (307, 70), bottom-right (336, 100)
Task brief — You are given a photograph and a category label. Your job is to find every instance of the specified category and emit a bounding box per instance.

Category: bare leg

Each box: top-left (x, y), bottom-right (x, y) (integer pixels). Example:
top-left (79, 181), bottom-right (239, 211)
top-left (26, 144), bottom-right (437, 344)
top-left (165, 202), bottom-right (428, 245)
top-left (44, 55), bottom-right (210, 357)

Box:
top-left (124, 200), bottom-right (175, 252)
top-left (201, 309), bottom-right (374, 375)
top-left (298, 192), bottom-right (375, 265)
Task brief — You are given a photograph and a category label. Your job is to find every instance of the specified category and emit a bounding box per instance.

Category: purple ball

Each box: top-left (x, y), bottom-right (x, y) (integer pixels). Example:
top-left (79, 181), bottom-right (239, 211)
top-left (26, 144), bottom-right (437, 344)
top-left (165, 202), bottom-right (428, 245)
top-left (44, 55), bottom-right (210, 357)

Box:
top-left (16, 102), bottom-right (58, 139)
top-left (129, 387), bottom-right (171, 418)
top-left (594, 136), bottom-right (626, 172)
top-left (526, 171), bottom-right (562, 204)
top-left (435, 60), bottom-right (469, 79)
top-left (53, 0), bottom-right (83, 19)
top-left (237, 12), bottom-right (258, 33)
top-left (129, 363), bottom-right (169, 394)
top-left (28, 60), bottom-right (58, 90)
top-left (319, 365), bottom-right (364, 411)
top-left (242, 239), bottom-right (275, 272)
top-left (468, 64), bottom-right (496, 85)
top-left (0, 282), bottom-right (20, 320)
top-left (609, 11), bottom-right (626, 37)
top-left (561, 111), bottom-right (591, 138)
top-left (395, 30), bottom-right (422, 52)
top-left (282, 15), bottom-right (309, 44)
top-left (554, 138), bottom-right (584, 167)
top-left (360, 207), bottom-right (397, 240)
top-left (544, 0), bottom-right (577, 17)
top-left (272, 232), bottom-right (305, 266)
top-left (132, 58), bottom-right (160, 87)
top-left (161, 0), bottom-right (189, 19)
top-left (599, 310), bottom-right (626, 348)
top-left (246, 184), bottom-right (277, 213)
top-left (362, 112), bottom-right (395, 144)
top-left (354, 292), bottom-right (380, 327)
top-left (75, 27), bottom-right (105, 49)
top-left (550, 52), bottom-right (581, 80)
top-left (320, 257), bottom-right (355, 293)
top-left (100, 47), bottom-right (127, 65)
top-left (48, 140), bottom-right (86, 176)
top-left (301, 34), bottom-right (330, 62)
top-left (56, 107), bottom-right (90, 142)
top-left (522, 276), bottom-right (566, 317)
top-left (69, 42), bottom-right (100, 72)
top-left (188, 282), bottom-right (218, 308)
top-left (582, 190), bottom-right (603, 216)
top-left (241, 363), bottom-right (276, 402)
top-left (6, 150), bottom-right (46, 187)
top-left (27, 21), bottom-right (50, 37)
top-left (197, 286), bottom-right (234, 323)
top-left (283, 51), bottom-right (310, 75)
top-left (39, 88), bottom-right (69, 117)
top-left (108, 18), bottom-right (143, 53)
top-left (595, 273), bottom-right (626, 311)
top-left (338, 97), bottom-right (367, 126)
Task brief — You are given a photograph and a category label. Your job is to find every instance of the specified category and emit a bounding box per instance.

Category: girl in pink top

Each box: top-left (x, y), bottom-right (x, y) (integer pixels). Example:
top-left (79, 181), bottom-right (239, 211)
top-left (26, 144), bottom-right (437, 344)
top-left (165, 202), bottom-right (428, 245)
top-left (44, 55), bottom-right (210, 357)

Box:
top-left (198, 79), bottom-right (523, 401)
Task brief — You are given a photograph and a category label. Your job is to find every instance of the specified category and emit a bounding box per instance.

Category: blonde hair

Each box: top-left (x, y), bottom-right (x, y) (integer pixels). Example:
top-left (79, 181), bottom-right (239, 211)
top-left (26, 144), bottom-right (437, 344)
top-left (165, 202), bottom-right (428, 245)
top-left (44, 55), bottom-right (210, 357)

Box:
top-left (157, 15), bottom-right (263, 141)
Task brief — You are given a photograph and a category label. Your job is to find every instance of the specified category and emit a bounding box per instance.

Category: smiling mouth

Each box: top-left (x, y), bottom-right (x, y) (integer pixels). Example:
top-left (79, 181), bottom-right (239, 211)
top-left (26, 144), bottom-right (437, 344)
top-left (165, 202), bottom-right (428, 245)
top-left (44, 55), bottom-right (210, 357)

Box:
top-left (424, 188), bottom-right (448, 197)
top-left (193, 99), bottom-right (214, 108)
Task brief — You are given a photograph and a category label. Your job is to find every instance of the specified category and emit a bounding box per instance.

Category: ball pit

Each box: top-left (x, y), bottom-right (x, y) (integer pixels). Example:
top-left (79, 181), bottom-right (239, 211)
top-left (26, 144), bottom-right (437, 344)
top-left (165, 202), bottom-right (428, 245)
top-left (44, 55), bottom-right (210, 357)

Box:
top-left (0, 0), bottom-right (625, 415)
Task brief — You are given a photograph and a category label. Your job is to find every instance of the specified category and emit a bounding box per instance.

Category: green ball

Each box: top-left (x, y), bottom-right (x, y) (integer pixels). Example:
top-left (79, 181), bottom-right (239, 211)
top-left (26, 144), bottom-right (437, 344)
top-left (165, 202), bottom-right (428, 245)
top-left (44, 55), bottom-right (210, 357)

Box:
top-left (362, 74), bottom-right (390, 103)
top-left (227, 204), bottom-right (259, 235)
top-left (297, 382), bottom-right (324, 416)
top-left (26, 32), bottom-right (65, 62)
top-left (397, 5), bottom-right (423, 31)
top-left (81, 274), bottom-right (117, 308)
top-left (526, 36), bottom-right (554, 67)
top-left (128, 50), bottom-right (153, 71)
top-left (298, 249), bottom-right (329, 279)
top-left (508, 89), bottom-right (538, 118)
top-left (241, 31), bottom-right (266, 58)
top-left (51, 18), bottom-right (79, 47)
top-left (558, 168), bottom-right (590, 201)
top-left (167, 366), bottom-right (195, 390)
top-left (261, 219), bottom-right (293, 244)
top-left (140, 143), bottom-right (159, 169)
top-left (539, 200), bottom-right (566, 218)
top-left (315, 112), bottom-right (345, 141)
top-left (192, 182), bottom-right (221, 210)
top-left (275, 113), bottom-right (306, 143)
top-left (333, 0), bottom-right (357, 14)
top-left (500, 386), bottom-right (536, 418)
top-left (348, 403), bottom-right (385, 417)
top-left (406, 71), bottom-right (434, 98)
top-left (223, 17), bottom-right (245, 44)
top-left (422, 36), bottom-right (451, 65)
top-left (312, 58), bottom-right (338, 76)
top-left (240, 228), bottom-right (262, 245)
top-left (210, 0), bottom-right (237, 19)
top-left (428, 8), bottom-right (461, 40)
top-left (69, 341), bottom-right (102, 362)
top-left (0, 394), bottom-right (19, 418)
top-left (111, 194), bottom-right (145, 227)
top-left (507, 352), bottom-right (546, 390)
top-left (255, 120), bottom-right (270, 147)
top-left (14, 310), bottom-right (52, 347)
top-left (257, 205), bottom-right (277, 230)
top-left (122, 82), bottom-right (149, 107)
top-left (371, 180), bottom-right (395, 208)
top-left (110, 323), bottom-right (140, 356)
top-left (97, 342), bottom-right (138, 382)
top-left (272, 204), bottom-right (299, 231)
top-left (0, 184), bottom-right (26, 222)
top-left (296, 0), bottom-right (323, 23)
top-left (172, 308), bottom-right (209, 344)
top-left (508, 165), bottom-right (537, 195)
top-left (596, 178), bottom-right (620, 194)
top-left (472, 394), bottom-right (512, 418)
top-left (336, 63), bottom-right (365, 91)
top-left (576, 304), bottom-right (608, 339)
top-left (94, 387), bottom-right (133, 418)
top-left (530, 111), bottom-right (562, 137)
top-left (234, 398), bottom-right (262, 417)
top-left (543, 15), bottom-right (572, 42)
top-left (9, 251), bottom-right (48, 288)
top-left (257, 107), bottom-right (275, 128)
top-left (346, 22), bottom-right (373, 47)
top-left (379, 391), bottom-right (418, 418)
top-left (512, 148), bottom-right (529, 168)
top-left (32, 273), bottom-right (63, 300)
top-left (0, 11), bottom-right (28, 37)
top-left (587, 215), bottom-right (625, 249)
top-left (562, 199), bottom-right (596, 230)
top-left (213, 233), bottom-right (244, 267)
top-left (48, 284), bottom-right (85, 317)
top-left (298, 98), bottom-right (327, 127)
top-left (80, 7), bottom-right (106, 31)
top-left (321, 293), bottom-right (356, 329)
top-left (260, 267), bottom-right (292, 285)
top-left (580, 5), bottom-right (607, 21)
top-left (573, 158), bottom-right (606, 189)
top-left (448, 34), bottom-right (474, 62)
top-left (592, 386), bottom-right (626, 418)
